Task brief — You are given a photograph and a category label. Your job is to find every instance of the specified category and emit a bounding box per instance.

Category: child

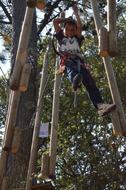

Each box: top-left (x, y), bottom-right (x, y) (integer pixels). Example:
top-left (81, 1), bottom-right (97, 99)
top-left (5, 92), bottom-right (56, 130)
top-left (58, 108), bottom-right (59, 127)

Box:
top-left (53, 4), bottom-right (116, 117)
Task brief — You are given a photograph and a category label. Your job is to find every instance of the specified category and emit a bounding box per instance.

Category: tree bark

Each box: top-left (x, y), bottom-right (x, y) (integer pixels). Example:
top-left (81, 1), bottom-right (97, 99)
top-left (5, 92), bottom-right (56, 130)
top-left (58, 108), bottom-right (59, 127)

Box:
top-left (5, 0), bottom-right (37, 189)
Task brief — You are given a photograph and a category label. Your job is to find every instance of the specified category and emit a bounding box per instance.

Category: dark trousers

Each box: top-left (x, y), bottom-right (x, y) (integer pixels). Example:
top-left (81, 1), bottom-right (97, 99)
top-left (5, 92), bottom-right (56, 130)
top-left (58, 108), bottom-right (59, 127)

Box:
top-left (65, 57), bottom-right (103, 108)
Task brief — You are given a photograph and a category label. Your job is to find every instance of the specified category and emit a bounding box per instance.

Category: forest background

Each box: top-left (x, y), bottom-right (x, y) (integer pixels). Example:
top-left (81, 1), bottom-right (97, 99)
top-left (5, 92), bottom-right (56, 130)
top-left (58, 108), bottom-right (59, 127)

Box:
top-left (0, 0), bottom-right (126, 189)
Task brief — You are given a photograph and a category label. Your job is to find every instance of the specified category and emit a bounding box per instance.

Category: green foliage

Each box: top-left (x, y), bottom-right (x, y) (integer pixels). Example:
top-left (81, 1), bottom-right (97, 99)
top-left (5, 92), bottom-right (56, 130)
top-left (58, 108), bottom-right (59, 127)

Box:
top-left (0, 76), bottom-right (7, 147)
top-left (0, 0), bottom-right (126, 189)
top-left (37, 44), bottom-right (126, 189)
top-left (37, 22), bottom-right (126, 187)
top-left (0, 76), bottom-right (7, 127)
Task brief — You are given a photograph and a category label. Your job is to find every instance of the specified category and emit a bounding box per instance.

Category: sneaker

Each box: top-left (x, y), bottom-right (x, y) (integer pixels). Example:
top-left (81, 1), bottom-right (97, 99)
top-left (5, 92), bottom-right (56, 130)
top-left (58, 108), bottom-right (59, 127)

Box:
top-left (73, 74), bottom-right (82, 91)
top-left (97, 103), bottom-right (116, 117)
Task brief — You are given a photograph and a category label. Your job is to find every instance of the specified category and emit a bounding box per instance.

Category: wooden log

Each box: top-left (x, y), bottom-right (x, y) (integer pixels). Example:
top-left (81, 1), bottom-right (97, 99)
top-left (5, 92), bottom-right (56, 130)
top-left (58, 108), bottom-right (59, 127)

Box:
top-left (0, 150), bottom-right (8, 188)
top-left (91, 0), bottom-right (126, 136)
top-left (1, 176), bottom-right (9, 190)
top-left (107, 0), bottom-right (118, 57)
top-left (3, 91), bottom-right (21, 150)
top-left (49, 12), bottom-right (64, 179)
top-left (3, 91), bottom-right (13, 150)
top-left (9, 56), bottom-right (25, 91)
top-left (39, 152), bottom-right (49, 179)
top-left (99, 27), bottom-right (109, 57)
top-left (27, 0), bottom-right (36, 8)
top-left (25, 45), bottom-right (50, 190)
top-left (9, 7), bottom-right (34, 90)
top-left (0, 91), bottom-right (20, 188)
top-left (49, 60), bottom-right (61, 178)
top-left (19, 63), bottom-right (32, 92)
top-left (11, 127), bottom-right (21, 154)
top-left (111, 111), bottom-right (123, 136)
top-left (103, 57), bottom-right (126, 135)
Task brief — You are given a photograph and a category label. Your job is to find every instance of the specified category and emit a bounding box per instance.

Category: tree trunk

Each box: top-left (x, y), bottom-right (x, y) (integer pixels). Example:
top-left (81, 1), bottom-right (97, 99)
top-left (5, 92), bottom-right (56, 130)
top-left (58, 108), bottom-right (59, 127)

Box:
top-left (5, 0), bottom-right (37, 189)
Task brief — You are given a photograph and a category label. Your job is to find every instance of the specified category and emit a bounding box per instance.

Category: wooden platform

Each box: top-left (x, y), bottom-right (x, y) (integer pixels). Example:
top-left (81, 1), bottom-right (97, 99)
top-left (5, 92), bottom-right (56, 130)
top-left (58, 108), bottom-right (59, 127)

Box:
top-left (32, 182), bottom-right (55, 190)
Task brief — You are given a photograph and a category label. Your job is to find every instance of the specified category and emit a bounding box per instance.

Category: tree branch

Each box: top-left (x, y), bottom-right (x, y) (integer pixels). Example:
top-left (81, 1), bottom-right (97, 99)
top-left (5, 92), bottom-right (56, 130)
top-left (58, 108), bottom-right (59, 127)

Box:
top-left (0, 20), bottom-right (11, 24)
top-left (37, 0), bottom-right (62, 36)
top-left (0, 1), bottom-right (12, 24)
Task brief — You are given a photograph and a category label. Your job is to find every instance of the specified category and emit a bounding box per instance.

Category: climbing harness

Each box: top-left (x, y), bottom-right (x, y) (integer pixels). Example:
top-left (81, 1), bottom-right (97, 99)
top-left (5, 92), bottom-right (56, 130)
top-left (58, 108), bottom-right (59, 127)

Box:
top-left (52, 35), bottom-right (83, 107)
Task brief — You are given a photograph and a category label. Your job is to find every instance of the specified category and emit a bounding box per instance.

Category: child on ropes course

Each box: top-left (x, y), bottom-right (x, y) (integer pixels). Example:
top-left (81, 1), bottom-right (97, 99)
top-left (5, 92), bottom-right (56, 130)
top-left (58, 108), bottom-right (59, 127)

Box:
top-left (53, 3), bottom-right (116, 117)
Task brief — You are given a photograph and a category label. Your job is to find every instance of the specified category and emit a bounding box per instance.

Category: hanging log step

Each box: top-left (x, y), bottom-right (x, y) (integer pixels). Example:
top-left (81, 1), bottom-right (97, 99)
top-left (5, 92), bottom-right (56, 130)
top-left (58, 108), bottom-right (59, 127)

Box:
top-left (0, 150), bottom-right (9, 187)
top-left (11, 127), bottom-right (21, 154)
top-left (99, 27), bottom-right (109, 57)
top-left (32, 182), bottom-right (55, 190)
top-left (107, 0), bottom-right (118, 57)
top-left (111, 110), bottom-right (123, 136)
top-left (9, 8), bottom-right (34, 91)
top-left (38, 152), bottom-right (50, 179)
top-left (1, 176), bottom-right (9, 190)
top-left (19, 63), bottom-right (32, 92)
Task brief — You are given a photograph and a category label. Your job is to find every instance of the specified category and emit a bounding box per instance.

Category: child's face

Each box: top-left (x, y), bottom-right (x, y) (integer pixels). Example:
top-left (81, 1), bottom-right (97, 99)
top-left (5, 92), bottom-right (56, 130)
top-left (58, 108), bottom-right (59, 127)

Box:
top-left (64, 23), bottom-right (77, 37)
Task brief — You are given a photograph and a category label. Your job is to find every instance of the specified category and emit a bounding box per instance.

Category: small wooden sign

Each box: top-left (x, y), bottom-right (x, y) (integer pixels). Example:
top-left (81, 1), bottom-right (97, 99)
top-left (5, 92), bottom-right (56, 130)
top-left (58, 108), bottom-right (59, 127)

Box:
top-left (39, 123), bottom-right (49, 138)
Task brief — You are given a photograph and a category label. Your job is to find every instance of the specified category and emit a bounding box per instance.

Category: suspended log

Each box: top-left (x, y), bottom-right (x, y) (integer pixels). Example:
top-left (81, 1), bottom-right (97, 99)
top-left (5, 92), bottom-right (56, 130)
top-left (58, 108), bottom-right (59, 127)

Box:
top-left (0, 150), bottom-right (8, 188)
top-left (107, 0), bottom-right (118, 57)
top-left (32, 182), bottom-right (55, 190)
top-left (25, 45), bottom-right (50, 190)
top-left (1, 176), bottom-right (9, 190)
top-left (48, 12), bottom-right (64, 179)
top-left (103, 57), bottom-right (126, 135)
top-left (3, 91), bottom-right (21, 150)
top-left (39, 152), bottom-right (49, 179)
top-left (111, 110), bottom-right (123, 136)
top-left (26, 0), bottom-right (36, 8)
top-left (19, 63), bottom-right (32, 92)
top-left (9, 8), bottom-right (34, 90)
top-left (0, 91), bottom-right (20, 188)
top-left (99, 27), bottom-right (109, 57)
top-left (49, 60), bottom-right (61, 179)
top-left (91, 0), bottom-right (126, 136)
top-left (11, 127), bottom-right (21, 154)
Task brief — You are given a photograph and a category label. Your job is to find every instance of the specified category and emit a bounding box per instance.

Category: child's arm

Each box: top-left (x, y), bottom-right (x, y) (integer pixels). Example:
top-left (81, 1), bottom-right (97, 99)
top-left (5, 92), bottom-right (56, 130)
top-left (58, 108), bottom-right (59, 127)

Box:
top-left (72, 4), bottom-right (82, 38)
top-left (53, 18), bottom-right (67, 33)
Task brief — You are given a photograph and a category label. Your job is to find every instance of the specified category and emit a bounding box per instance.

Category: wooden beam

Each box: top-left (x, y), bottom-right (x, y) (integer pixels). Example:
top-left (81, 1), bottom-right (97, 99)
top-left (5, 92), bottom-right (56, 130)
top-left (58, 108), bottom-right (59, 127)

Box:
top-left (19, 63), bottom-right (32, 92)
top-left (3, 91), bottom-right (21, 150)
top-left (0, 150), bottom-right (8, 188)
top-left (1, 176), bottom-right (9, 190)
top-left (90, 0), bottom-right (126, 136)
top-left (11, 127), bottom-right (21, 154)
top-left (49, 59), bottom-right (61, 178)
top-left (0, 91), bottom-right (20, 188)
top-left (99, 27), bottom-right (109, 57)
top-left (9, 7), bottom-right (34, 90)
top-left (25, 45), bottom-right (50, 190)
top-left (103, 57), bottom-right (126, 135)
top-left (107, 0), bottom-right (118, 57)
top-left (48, 12), bottom-right (64, 179)
top-left (40, 152), bottom-right (50, 179)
